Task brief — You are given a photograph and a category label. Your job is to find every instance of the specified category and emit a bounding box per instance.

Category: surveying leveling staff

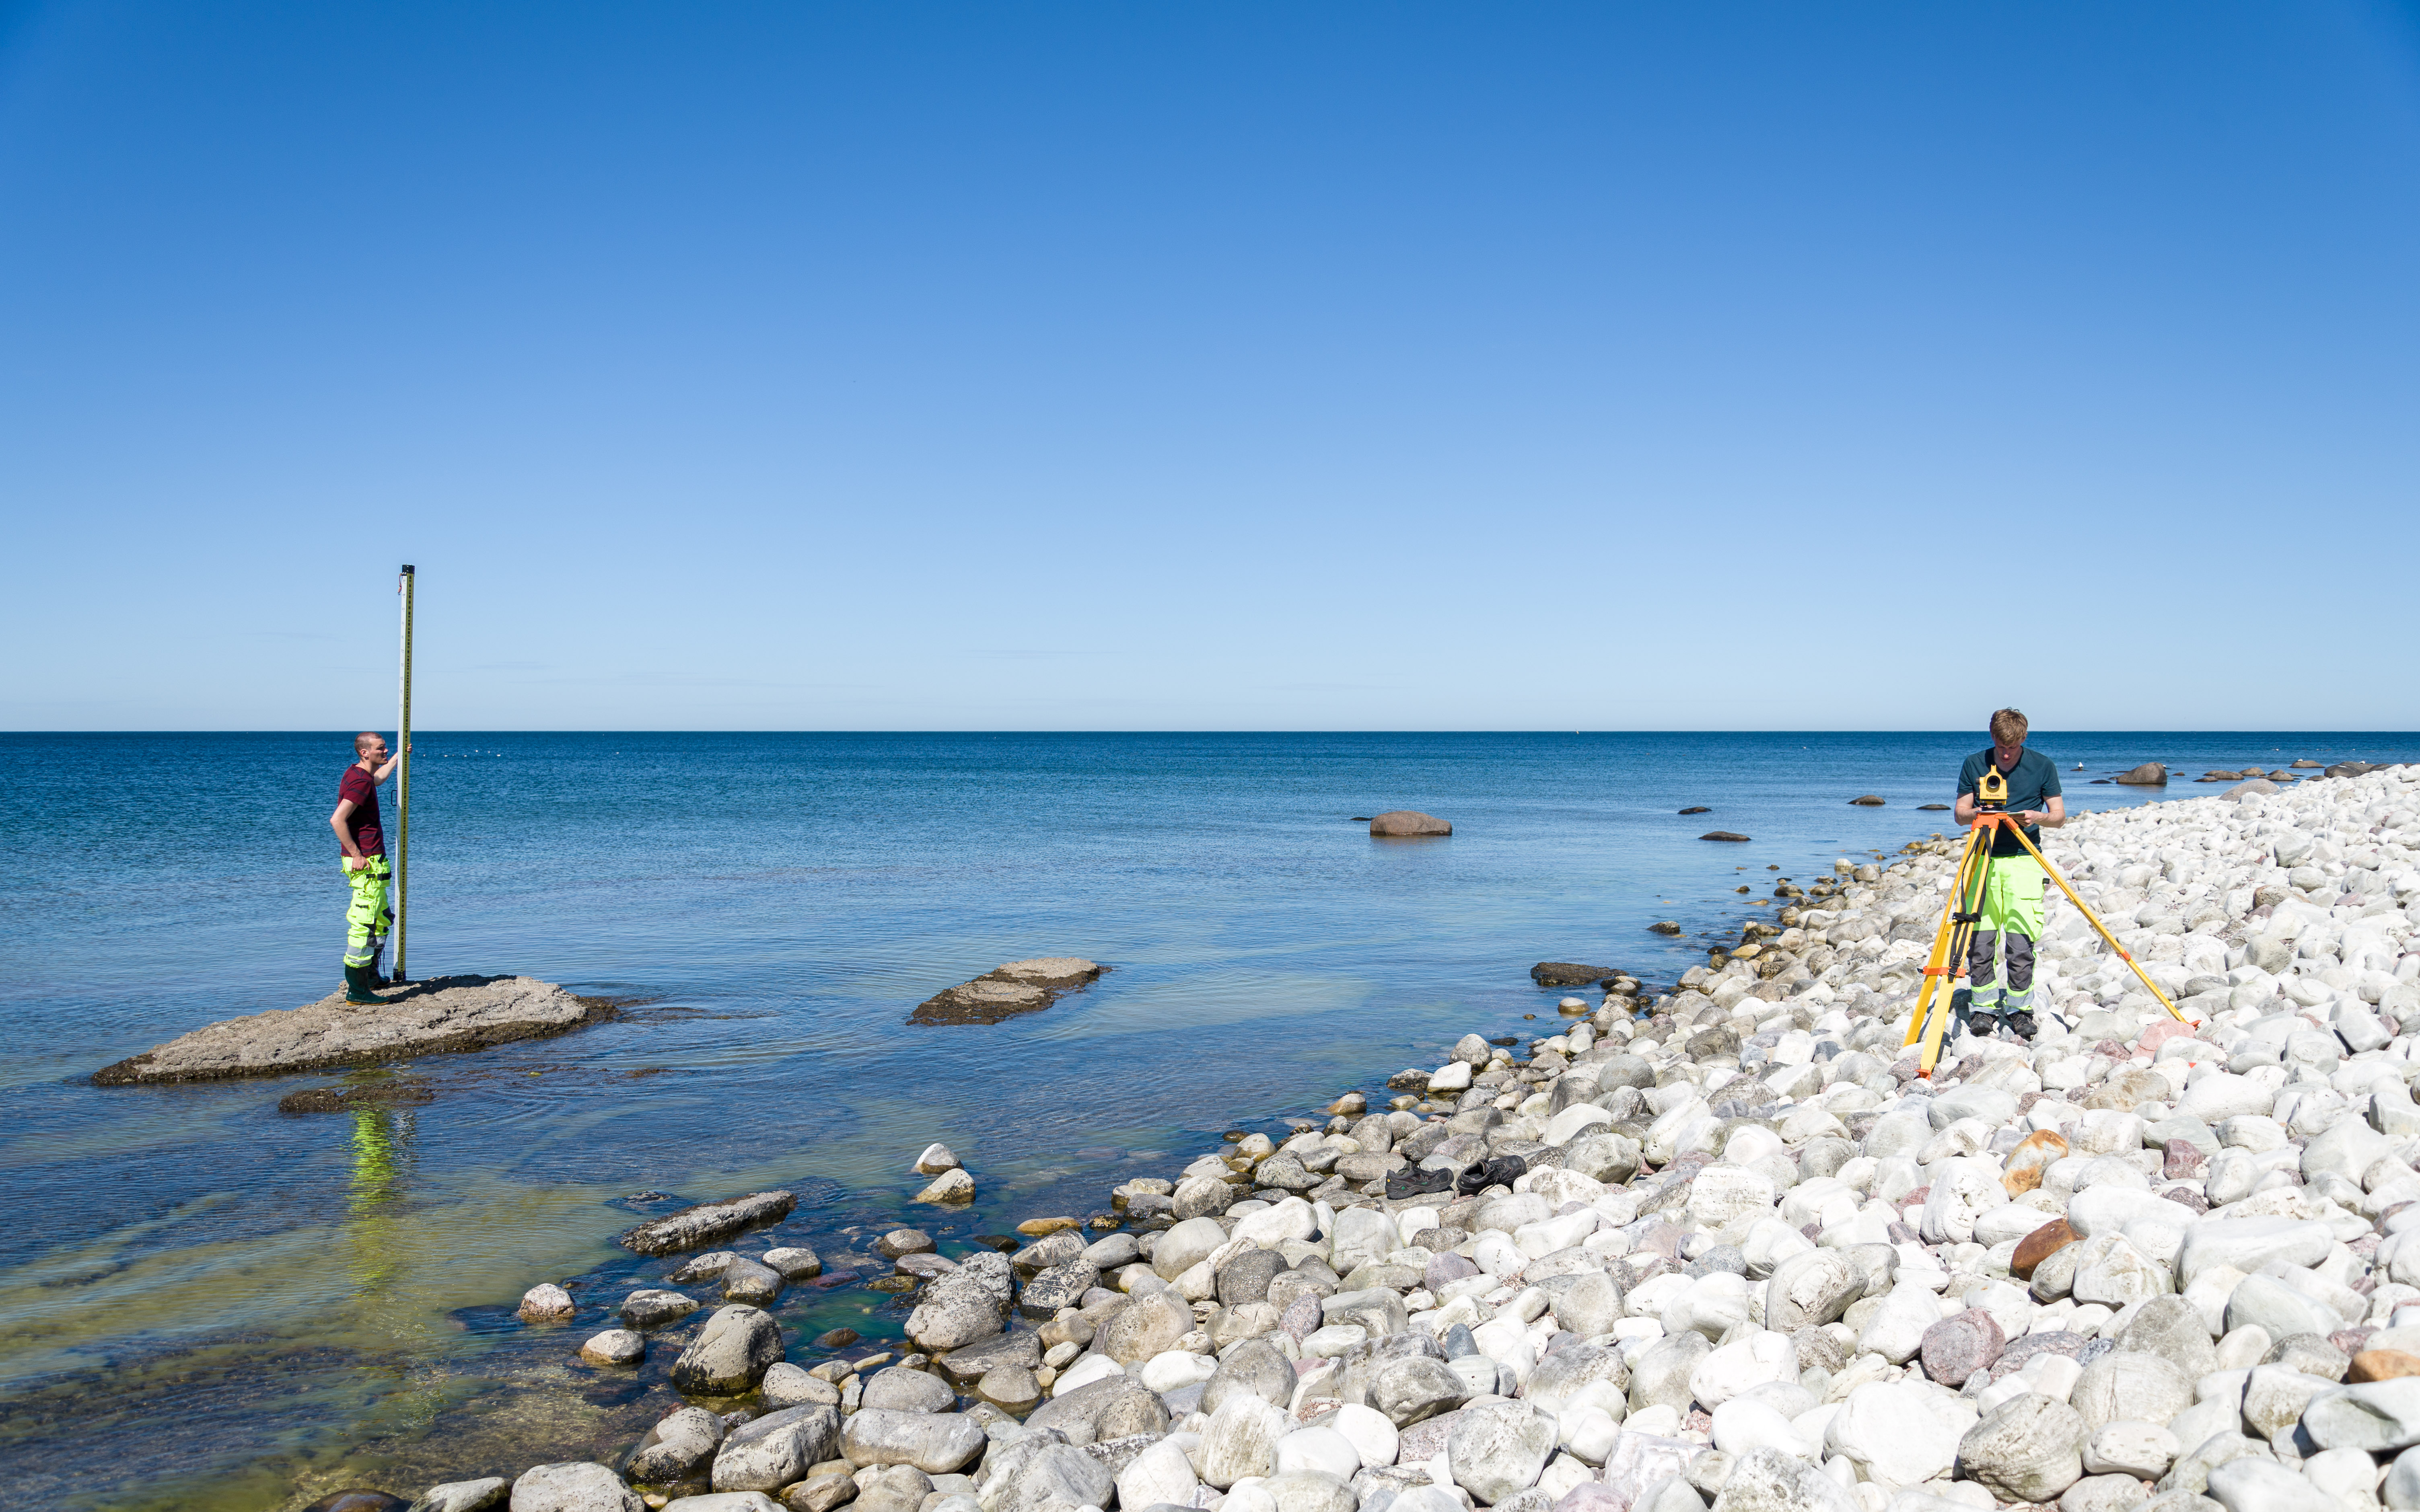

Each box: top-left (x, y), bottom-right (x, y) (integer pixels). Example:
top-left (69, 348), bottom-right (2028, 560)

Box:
top-left (1952, 708), bottom-right (2064, 1040)
top-left (329, 732), bottom-right (405, 1005)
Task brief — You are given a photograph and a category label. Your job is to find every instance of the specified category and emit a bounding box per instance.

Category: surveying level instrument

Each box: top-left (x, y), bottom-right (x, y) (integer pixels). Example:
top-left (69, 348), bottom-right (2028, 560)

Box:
top-left (1901, 764), bottom-right (2191, 1076)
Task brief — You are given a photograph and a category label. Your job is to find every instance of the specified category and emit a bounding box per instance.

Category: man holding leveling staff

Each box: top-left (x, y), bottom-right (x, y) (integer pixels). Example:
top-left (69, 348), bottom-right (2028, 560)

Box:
top-left (330, 731), bottom-right (405, 1004)
top-left (1952, 708), bottom-right (2064, 1040)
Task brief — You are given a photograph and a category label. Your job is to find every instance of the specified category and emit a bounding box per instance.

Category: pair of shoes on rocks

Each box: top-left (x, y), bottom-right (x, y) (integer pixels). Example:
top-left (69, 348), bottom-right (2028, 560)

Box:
top-left (1456, 1154), bottom-right (1529, 1197)
top-left (1385, 1167), bottom-right (1455, 1201)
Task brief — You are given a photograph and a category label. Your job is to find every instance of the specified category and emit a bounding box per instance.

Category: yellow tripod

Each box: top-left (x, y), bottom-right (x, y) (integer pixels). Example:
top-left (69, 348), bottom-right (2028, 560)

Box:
top-left (1902, 766), bottom-right (2192, 1076)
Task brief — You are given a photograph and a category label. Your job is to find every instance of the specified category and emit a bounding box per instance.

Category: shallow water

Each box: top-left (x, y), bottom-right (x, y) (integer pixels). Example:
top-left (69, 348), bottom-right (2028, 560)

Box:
top-left (2, 730), bottom-right (2412, 1508)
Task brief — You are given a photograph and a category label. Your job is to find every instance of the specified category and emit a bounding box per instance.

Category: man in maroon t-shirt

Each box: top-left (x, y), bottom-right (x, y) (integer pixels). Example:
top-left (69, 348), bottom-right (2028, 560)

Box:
top-left (330, 731), bottom-right (405, 1003)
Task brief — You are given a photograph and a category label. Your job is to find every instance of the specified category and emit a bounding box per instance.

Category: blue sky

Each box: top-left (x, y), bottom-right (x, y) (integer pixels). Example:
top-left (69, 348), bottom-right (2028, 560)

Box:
top-left (4, 2), bottom-right (2418, 731)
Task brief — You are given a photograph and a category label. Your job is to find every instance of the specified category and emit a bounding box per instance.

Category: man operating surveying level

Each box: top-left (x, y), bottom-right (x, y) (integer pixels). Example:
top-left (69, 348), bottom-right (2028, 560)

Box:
top-left (330, 731), bottom-right (405, 1005)
top-left (1953, 708), bottom-right (2064, 1040)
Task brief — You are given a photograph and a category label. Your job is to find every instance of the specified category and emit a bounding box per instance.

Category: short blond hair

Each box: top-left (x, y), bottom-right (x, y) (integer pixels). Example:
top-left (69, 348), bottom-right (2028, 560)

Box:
top-left (1989, 708), bottom-right (2028, 744)
top-left (355, 731), bottom-right (384, 754)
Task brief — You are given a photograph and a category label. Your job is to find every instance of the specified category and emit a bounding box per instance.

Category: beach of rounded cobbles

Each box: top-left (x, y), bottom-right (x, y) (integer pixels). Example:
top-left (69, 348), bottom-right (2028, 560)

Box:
top-left (373, 764), bottom-right (2420, 1512)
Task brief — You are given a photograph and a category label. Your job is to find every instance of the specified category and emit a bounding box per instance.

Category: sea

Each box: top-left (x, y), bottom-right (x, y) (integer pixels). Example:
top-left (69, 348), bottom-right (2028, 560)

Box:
top-left (2, 730), bottom-right (2414, 1510)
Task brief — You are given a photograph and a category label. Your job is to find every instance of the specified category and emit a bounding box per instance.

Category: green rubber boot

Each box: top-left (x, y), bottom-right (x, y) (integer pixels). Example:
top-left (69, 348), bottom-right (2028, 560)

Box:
top-left (343, 964), bottom-right (383, 1006)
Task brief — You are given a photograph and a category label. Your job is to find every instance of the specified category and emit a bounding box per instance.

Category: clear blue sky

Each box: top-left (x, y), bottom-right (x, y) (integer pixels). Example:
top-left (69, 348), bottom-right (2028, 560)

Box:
top-left (4, 2), bottom-right (2417, 731)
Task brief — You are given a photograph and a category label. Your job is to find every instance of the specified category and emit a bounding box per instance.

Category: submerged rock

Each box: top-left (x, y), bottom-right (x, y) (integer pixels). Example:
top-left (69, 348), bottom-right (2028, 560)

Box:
top-left (93, 975), bottom-right (609, 1085)
top-left (618, 1192), bottom-right (796, 1256)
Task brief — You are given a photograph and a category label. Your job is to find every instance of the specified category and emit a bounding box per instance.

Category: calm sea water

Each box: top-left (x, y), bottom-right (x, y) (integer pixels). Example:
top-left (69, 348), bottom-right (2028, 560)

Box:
top-left (2, 730), bottom-right (2412, 1509)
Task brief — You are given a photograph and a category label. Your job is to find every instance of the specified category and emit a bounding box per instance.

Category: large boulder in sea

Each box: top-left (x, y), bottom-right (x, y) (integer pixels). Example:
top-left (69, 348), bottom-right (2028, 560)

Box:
top-left (2114, 763), bottom-right (2168, 786)
top-left (1371, 811), bottom-right (1451, 837)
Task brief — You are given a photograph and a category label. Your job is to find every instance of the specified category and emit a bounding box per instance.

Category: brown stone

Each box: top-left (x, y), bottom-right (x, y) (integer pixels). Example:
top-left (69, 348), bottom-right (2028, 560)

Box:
top-left (2163, 1140), bottom-right (2208, 1180)
top-left (2350, 1349), bottom-right (2420, 1383)
top-left (1370, 810), bottom-right (1451, 837)
top-left (2011, 1219), bottom-right (2078, 1280)
top-left (2114, 762), bottom-right (2168, 786)
top-left (2002, 1130), bottom-right (2069, 1197)
top-left (1016, 1216), bottom-right (1081, 1236)
top-left (1700, 832), bottom-right (1751, 842)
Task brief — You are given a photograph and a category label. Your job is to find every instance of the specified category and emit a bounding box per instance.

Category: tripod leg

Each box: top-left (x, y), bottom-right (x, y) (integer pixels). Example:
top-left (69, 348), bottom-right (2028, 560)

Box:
top-left (2008, 825), bottom-right (2194, 1025)
top-left (1906, 827), bottom-right (1988, 1051)
top-left (1920, 831), bottom-right (2001, 1075)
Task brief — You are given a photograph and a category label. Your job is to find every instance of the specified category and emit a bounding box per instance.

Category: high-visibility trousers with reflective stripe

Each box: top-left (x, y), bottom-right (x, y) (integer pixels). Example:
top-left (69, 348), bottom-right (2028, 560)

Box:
top-left (1967, 853), bottom-right (2044, 1013)
top-left (342, 855), bottom-right (392, 970)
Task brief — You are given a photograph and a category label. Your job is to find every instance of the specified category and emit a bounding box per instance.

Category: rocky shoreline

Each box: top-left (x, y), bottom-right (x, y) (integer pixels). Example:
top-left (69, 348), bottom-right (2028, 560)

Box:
top-left (362, 765), bottom-right (2420, 1512)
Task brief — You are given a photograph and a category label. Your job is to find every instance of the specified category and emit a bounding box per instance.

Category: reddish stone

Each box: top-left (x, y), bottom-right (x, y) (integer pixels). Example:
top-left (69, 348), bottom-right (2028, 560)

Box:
top-left (2163, 1139), bottom-right (2208, 1179)
top-left (1919, 1308), bottom-right (2006, 1385)
top-left (2011, 1219), bottom-right (2078, 1280)
top-left (2138, 1021), bottom-right (2199, 1056)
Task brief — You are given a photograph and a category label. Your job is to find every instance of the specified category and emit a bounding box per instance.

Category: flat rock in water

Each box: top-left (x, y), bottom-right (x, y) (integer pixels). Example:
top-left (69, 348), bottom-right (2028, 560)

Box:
top-left (1531, 963), bottom-right (1613, 987)
top-left (91, 976), bottom-right (609, 1085)
top-left (1849, 795), bottom-right (1885, 805)
top-left (619, 1190), bottom-right (798, 1256)
top-left (1678, 806), bottom-right (1711, 814)
top-left (1369, 810), bottom-right (1452, 837)
top-left (911, 959), bottom-right (1105, 1026)
top-left (1700, 831), bottom-right (1751, 842)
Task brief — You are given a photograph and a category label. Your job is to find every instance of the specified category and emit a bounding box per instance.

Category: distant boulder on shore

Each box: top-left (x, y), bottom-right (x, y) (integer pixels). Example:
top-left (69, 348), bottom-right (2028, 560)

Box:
top-left (2114, 763), bottom-right (2168, 786)
top-left (1370, 810), bottom-right (1451, 837)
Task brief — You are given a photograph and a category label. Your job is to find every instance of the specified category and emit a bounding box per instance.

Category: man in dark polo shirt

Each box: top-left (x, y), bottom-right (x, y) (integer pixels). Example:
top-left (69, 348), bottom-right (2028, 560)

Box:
top-left (329, 731), bottom-right (404, 1005)
top-left (1953, 707), bottom-right (2064, 1040)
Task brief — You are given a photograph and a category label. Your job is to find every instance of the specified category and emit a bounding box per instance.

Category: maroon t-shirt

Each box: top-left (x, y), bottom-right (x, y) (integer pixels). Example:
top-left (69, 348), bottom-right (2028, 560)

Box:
top-left (339, 764), bottom-right (385, 857)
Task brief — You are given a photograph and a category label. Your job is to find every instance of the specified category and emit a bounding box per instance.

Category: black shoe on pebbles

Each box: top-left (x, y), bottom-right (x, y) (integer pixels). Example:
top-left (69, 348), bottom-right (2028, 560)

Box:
top-left (2006, 1012), bottom-right (2038, 1042)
